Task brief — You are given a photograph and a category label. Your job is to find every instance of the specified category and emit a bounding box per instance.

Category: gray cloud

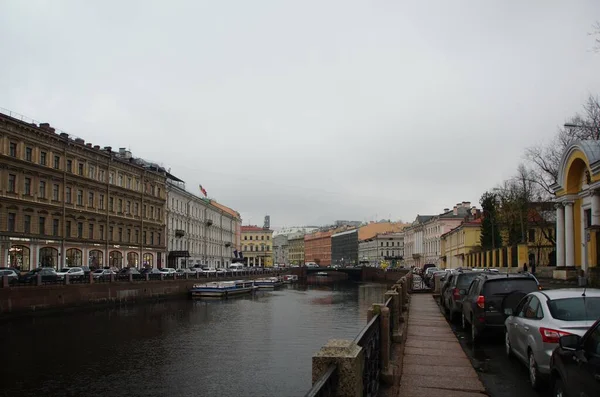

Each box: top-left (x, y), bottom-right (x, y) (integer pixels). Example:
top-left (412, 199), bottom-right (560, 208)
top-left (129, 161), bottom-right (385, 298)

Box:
top-left (1, 0), bottom-right (599, 226)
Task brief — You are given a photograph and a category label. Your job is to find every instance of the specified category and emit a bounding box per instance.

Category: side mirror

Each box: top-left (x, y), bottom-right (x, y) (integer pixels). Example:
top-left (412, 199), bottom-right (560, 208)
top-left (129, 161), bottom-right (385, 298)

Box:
top-left (559, 334), bottom-right (582, 351)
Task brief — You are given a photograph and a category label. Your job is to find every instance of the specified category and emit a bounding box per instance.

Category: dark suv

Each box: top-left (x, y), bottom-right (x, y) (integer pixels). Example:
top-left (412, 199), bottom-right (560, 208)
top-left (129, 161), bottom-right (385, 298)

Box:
top-left (462, 273), bottom-right (540, 342)
top-left (441, 270), bottom-right (479, 322)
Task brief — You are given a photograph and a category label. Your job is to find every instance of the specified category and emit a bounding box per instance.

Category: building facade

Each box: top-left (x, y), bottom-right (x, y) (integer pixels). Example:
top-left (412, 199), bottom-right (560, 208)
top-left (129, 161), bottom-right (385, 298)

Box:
top-left (359, 232), bottom-right (404, 266)
top-left (403, 215), bottom-right (434, 268)
top-left (0, 111), bottom-right (167, 270)
top-left (440, 218), bottom-right (482, 269)
top-left (304, 229), bottom-right (338, 267)
top-left (331, 229), bottom-right (358, 266)
top-left (166, 177), bottom-right (240, 269)
top-left (273, 234), bottom-right (289, 265)
top-left (287, 231), bottom-right (305, 266)
top-left (241, 225), bottom-right (273, 267)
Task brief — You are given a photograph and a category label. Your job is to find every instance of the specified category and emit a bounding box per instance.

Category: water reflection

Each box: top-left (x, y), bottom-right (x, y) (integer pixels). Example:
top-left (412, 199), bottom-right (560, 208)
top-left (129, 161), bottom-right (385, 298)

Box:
top-left (1, 282), bottom-right (388, 397)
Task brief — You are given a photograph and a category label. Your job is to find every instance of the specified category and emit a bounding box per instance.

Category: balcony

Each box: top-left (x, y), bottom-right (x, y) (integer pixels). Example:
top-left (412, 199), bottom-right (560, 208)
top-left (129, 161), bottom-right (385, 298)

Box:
top-left (175, 229), bottom-right (185, 238)
top-left (225, 242), bottom-right (231, 247)
top-left (206, 219), bottom-right (213, 227)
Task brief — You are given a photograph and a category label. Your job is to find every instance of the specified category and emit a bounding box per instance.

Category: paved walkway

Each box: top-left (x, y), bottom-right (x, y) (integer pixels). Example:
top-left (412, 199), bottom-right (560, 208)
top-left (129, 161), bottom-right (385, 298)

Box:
top-left (399, 294), bottom-right (487, 397)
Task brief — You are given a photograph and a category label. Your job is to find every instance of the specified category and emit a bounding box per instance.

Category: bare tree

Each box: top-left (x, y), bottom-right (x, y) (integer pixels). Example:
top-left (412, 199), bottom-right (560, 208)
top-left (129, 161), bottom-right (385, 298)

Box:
top-left (592, 21), bottom-right (600, 52)
top-left (525, 95), bottom-right (600, 196)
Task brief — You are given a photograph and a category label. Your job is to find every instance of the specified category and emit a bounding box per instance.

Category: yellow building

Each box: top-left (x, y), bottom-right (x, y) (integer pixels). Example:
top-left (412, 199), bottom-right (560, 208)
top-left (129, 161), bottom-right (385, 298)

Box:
top-left (551, 140), bottom-right (600, 282)
top-left (241, 225), bottom-right (273, 267)
top-left (440, 219), bottom-right (482, 269)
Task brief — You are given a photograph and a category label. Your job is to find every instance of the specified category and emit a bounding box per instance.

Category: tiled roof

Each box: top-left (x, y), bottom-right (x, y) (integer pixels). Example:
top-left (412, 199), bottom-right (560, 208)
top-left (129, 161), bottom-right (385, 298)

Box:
top-left (210, 200), bottom-right (241, 219)
top-left (241, 225), bottom-right (271, 232)
top-left (358, 222), bottom-right (406, 241)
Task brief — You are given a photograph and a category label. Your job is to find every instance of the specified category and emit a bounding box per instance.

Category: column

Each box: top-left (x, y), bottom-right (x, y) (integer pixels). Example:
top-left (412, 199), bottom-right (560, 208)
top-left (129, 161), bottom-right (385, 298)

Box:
top-left (564, 201), bottom-right (575, 268)
top-left (556, 203), bottom-right (565, 267)
top-left (592, 190), bottom-right (600, 226)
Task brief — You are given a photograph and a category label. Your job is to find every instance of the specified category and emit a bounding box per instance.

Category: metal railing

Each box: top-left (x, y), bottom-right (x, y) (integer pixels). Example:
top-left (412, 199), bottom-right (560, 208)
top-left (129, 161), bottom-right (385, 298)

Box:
top-left (354, 315), bottom-right (382, 397)
top-left (305, 364), bottom-right (338, 397)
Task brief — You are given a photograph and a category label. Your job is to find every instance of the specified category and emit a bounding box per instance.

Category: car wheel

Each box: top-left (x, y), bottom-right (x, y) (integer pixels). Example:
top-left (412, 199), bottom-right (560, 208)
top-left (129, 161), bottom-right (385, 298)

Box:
top-left (505, 330), bottom-right (513, 358)
top-left (528, 350), bottom-right (542, 390)
top-left (552, 377), bottom-right (567, 397)
top-left (471, 320), bottom-right (478, 343)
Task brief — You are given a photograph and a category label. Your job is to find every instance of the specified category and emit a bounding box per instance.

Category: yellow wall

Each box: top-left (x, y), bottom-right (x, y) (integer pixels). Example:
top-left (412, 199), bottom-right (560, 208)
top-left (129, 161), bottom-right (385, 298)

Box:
top-left (441, 224), bottom-right (481, 269)
top-left (241, 229), bottom-right (274, 266)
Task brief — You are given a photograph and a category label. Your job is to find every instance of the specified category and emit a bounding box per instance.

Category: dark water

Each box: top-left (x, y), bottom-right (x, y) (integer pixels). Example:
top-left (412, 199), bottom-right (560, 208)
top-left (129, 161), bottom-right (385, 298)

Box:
top-left (1, 282), bottom-right (388, 397)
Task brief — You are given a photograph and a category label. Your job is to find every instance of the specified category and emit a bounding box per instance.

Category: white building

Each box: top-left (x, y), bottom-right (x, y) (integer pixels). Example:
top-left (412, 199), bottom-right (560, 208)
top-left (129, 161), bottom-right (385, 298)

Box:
top-left (273, 234), bottom-right (289, 265)
top-left (403, 215), bottom-right (434, 268)
top-left (358, 232), bottom-right (404, 266)
top-left (166, 177), bottom-right (241, 269)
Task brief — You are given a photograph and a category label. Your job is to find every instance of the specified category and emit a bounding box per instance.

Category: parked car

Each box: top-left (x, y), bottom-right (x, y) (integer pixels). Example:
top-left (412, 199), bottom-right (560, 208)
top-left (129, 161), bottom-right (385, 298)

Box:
top-left (442, 269), bottom-right (479, 322)
top-left (56, 267), bottom-right (85, 280)
top-left (505, 288), bottom-right (600, 389)
top-left (92, 269), bottom-right (115, 280)
top-left (175, 268), bottom-right (194, 276)
top-left (19, 267), bottom-right (58, 284)
top-left (116, 267), bottom-right (142, 280)
top-left (140, 267), bottom-right (162, 279)
top-left (550, 318), bottom-right (600, 397)
top-left (462, 272), bottom-right (540, 342)
top-left (159, 267), bottom-right (177, 276)
top-left (0, 269), bottom-right (19, 284)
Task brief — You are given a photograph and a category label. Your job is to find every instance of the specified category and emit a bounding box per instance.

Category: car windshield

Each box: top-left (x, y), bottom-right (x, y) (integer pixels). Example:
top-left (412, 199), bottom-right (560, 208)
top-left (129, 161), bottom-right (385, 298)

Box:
top-left (457, 273), bottom-right (478, 288)
top-left (93, 270), bottom-right (103, 274)
top-left (483, 278), bottom-right (538, 295)
top-left (59, 268), bottom-right (70, 272)
top-left (548, 297), bottom-right (600, 321)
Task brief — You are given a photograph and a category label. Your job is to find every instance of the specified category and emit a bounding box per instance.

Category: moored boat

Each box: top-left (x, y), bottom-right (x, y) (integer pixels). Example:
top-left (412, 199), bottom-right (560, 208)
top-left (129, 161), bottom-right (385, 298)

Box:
top-left (190, 280), bottom-right (256, 298)
top-left (283, 275), bottom-right (298, 284)
top-left (254, 277), bottom-right (283, 289)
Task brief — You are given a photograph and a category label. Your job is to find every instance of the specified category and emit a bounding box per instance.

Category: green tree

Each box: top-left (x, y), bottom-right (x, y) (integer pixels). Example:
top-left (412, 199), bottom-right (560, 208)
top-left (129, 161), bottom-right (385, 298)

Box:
top-left (480, 191), bottom-right (502, 250)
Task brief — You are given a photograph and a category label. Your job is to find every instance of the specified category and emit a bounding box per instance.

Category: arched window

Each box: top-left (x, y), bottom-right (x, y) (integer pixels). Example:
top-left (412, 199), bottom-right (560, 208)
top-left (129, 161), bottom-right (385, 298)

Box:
top-left (39, 247), bottom-right (58, 268)
top-left (89, 250), bottom-right (103, 268)
top-left (66, 248), bottom-right (83, 267)
top-left (109, 251), bottom-right (123, 268)
top-left (9, 245), bottom-right (31, 270)
top-left (127, 252), bottom-right (139, 266)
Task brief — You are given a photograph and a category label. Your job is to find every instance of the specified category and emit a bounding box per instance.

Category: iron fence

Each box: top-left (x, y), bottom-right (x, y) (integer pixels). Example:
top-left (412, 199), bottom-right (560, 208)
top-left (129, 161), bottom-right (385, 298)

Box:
top-left (354, 314), bottom-right (381, 397)
top-left (304, 364), bottom-right (338, 397)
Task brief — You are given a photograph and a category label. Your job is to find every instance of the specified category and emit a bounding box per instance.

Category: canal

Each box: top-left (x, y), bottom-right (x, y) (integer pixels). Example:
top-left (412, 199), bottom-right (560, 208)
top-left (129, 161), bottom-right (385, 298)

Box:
top-left (1, 282), bottom-right (388, 397)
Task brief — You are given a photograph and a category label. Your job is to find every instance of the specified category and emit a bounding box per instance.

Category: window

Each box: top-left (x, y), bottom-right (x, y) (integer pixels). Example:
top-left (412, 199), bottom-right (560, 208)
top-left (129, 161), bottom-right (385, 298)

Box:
top-left (77, 189), bottom-right (83, 206)
top-left (157, 187), bottom-right (161, 197)
top-left (66, 221), bottom-right (71, 237)
top-left (39, 181), bottom-right (46, 198)
top-left (88, 192), bottom-right (94, 207)
top-left (118, 174), bottom-right (123, 186)
top-left (134, 203), bottom-right (139, 216)
top-left (386, 242), bottom-right (389, 247)
top-left (53, 184), bottom-right (60, 201)
top-left (99, 225), bottom-right (104, 240)
top-left (157, 208), bottom-right (161, 220)
top-left (528, 229), bottom-right (535, 243)
top-left (40, 151), bottom-right (47, 166)
top-left (126, 201), bottom-right (131, 214)
top-left (150, 206), bottom-right (154, 219)
top-left (77, 222), bottom-right (83, 238)
top-left (386, 250), bottom-right (389, 257)
top-left (157, 233), bottom-right (161, 246)
top-left (244, 236), bottom-right (247, 240)
top-left (381, 242), bottom-right (384, 247)
top-left (24, 215), bottom-right (31, 233)
top-left (143, 205), bottom-right (147, 218)
top-left (78, 162), bottom-right (84, 176)
top-left (127, 229), bottom-right (131, 242)
top-left (66, 187), bottom-right (72, 203)
top-left (24, 177), bottom-right (31, 195)
top-left (9, 142), bottom-right (17, 157)
top-left (53, 219), bottom-right (59, 236)
top-left (39, 216), bottom-right (46, 235)
top-left (150, 232), bottom-right (154, 245)
top-left (135, 229), bottom-right (139, 243)
top-left (99, 194), bottom-right (105, 209)
top-left (118, 199), bottom-right (123, 213)
top-left (127, 177), bottom-right (132, 189)
top-left (547, 297), bottom-right (600, 321)
top-left (250, 236), bottom-right (253, 240)
top-left (583, 324), bottom-right (600, 356)
top-left (118, 228), bottom-right (123, 242)
top-left (67, 159), bottom-right (72, 173)
top-left (109, 226), bottom-right (114, 240)
top-left (136, 179), bottom-right (140, 191)
top-left (88, 165), bottom-right (95, 179)
top-left (109, 197), bottom-right (114, 212)
top-left (88, 224), bottom-right (94, 239)
top-left (267, 235), bottom-right (270, 240)
top-left (8, 174), bottom-right (16, 193)
top-left (8, 213), bottom-right (16, 232)
top-left (109, 172), bottom-right (114, 184)
top-left (25, 147), bottom-right (32, 161)
top-left (261, 235), bottom-right (264, 240)
top-left (99, 170), bottom-right (105, 182)
top-left (54, 155), bottom-right (60, 169)
top-left (143, 231), bottom-right (147, 244)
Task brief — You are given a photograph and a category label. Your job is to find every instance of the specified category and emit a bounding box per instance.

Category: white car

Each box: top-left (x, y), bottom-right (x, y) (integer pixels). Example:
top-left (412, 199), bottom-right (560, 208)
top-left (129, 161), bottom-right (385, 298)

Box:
top-left (56, 267), bottom-right (84, 280)
top-left (176, 268), bottom-right (194, 275)
top-left (159, 267), bottom-right (177, 275)
top-left (216, 268), bottom-right (227, 275)
top-left (92, 269), bottom-right (115, 279)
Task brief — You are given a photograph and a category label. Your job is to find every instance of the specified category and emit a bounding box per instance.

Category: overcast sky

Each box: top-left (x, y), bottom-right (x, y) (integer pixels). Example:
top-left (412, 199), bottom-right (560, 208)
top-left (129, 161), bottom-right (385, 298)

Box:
top-left (1, 1), bottom-right (599, 227)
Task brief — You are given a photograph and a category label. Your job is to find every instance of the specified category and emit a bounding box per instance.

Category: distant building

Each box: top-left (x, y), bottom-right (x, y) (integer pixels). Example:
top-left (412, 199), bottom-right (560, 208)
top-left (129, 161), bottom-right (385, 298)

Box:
top-left (359, 232), bottom-right (404, 266)
top-left (288, 231), bottom-right (306, 266)
top-left (334, 220), bottom-right (363, 227)
top-left (304, 229), bottom-right (340, 267)
top-left (241, 225), bottom-right (273, 267)
top-left (273, 234), bottom-right (289, 265)
top-left (331, 229), bottom-right (359, 266)
top-left (273, 226), bottom-right (319, 237)
top-left (441, 218), bottom-right (482, 269)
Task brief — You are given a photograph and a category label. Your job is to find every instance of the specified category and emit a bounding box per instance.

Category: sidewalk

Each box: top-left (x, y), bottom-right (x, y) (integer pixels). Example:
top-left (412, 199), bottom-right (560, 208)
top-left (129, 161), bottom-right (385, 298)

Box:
top-left (398, 294), bottom-right (487, 397)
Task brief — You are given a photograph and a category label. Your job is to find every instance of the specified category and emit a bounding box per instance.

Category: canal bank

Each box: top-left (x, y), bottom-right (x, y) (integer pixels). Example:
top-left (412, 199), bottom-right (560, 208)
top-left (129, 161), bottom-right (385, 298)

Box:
top-left (1, 282), bottom-right (389, 397)
top-left (0, 271), bottom-right (289, 318)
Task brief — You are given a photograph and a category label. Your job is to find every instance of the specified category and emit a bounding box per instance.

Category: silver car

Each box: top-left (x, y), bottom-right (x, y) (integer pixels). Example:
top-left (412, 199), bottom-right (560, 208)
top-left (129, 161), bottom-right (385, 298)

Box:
top-left (504, 288), bottom-right (600, 390)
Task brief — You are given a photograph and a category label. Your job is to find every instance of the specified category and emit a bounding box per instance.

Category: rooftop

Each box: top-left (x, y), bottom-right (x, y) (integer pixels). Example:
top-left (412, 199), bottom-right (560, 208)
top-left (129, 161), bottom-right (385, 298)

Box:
top-left (242, 225), bottom-right (272, 232)
top-left (358, 222), bottom-right (406, 241)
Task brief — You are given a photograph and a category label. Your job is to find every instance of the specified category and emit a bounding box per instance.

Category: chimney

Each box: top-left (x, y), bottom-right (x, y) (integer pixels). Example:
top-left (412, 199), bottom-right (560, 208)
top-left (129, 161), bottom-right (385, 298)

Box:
top-left (462, 201), bottom-right (471, 208)
top-left (443, 208), bottom-right (449, 213)
top-left (40, 122), bottom-right (50, 129)
top-left (75, 138), bottom-right (84, 144)
top-left (60, 132), bottom-right (69, 139)
top-left (104, 146), bottom-right (112, 152)
top-left (453, 206), bottom-right (458, 216)
top-left (93, 145), bottom-right (100, 150)
top-left (86, 143), bottom-right (92, 148)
